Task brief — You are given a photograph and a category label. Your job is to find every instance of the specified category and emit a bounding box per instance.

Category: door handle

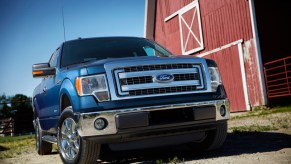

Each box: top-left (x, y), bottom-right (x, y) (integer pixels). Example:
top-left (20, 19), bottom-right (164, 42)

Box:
top-left (43, 87), bottom-right (46, 93)
top-left (56, 80), bottom-right (61, 84)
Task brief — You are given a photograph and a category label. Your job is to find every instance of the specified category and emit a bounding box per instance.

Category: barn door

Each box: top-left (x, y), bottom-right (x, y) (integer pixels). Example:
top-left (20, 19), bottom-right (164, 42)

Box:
top-left (201, 44), bottom-right (250, 112)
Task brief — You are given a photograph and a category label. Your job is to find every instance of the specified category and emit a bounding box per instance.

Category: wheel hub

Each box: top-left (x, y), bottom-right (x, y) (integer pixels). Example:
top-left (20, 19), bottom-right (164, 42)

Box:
top-left (59, 118), bottom-right (80, 161)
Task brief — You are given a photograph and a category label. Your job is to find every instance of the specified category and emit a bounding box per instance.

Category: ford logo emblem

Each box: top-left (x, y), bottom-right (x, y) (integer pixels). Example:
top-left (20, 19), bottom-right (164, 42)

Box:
top-left (154, 74), bottom-right (174, 83)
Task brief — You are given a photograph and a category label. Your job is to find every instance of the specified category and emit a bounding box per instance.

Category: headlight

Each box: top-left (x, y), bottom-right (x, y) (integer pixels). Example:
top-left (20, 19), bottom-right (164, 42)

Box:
top-left (75, 74), bottom-right (110, 102)
top-left (208, 67), bottom-right (222, 92)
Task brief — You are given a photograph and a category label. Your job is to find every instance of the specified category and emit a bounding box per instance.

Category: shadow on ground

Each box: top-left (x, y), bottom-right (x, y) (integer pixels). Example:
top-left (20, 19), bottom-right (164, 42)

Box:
top-left (99, 131), bottom-right (291, 163)
top-left (0, 145), bottom-right (9, 151)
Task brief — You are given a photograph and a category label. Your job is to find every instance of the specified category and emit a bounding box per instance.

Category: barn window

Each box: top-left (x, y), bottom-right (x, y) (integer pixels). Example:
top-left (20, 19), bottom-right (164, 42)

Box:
top-left (165, 1), bottom-right (204, 55)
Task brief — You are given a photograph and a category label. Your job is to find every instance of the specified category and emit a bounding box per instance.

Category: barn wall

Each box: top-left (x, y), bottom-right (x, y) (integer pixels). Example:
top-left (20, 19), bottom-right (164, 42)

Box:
top-left (154, 0), bottom-right (193, 54)
top-left (203, 45), bottom-right (247, 112)
top-left (198, 0), bottom-right (253, 52)
top-left (154, 0), bottom-right (253, 53)
top-left (153, 0), bottom-right (264, 111)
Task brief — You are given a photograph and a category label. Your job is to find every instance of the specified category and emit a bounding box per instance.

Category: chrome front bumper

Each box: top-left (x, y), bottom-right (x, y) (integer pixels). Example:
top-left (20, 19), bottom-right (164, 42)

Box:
top-left (76, 99), bottom-right (230, 137)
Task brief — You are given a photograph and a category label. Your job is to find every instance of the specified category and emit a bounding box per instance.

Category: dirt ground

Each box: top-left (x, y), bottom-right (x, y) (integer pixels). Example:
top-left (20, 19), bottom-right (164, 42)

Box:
top-left (1, 112), bottom-right (291, 164)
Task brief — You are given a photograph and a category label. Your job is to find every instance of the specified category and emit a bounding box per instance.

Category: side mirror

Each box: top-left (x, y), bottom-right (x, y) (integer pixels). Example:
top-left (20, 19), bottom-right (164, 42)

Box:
top-left (32, 63), bottom-right (56, 78)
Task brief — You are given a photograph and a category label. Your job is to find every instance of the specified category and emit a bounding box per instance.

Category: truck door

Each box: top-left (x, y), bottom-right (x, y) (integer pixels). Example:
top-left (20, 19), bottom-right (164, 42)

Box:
top-left (39, 48), bottom-right (61, 119)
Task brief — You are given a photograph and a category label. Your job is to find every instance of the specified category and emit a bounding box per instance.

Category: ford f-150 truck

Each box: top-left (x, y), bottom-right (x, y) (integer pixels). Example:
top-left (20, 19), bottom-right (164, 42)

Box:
top-left (32, 37), bottom-right (229, 164)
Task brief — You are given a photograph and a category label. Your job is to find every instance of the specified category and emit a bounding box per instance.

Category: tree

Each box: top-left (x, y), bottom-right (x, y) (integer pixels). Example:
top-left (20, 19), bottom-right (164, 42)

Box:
top-left (11, 94), bottom-right (31, 111)
top-left (10, 94), bottom-right (34, 134)
top-left (0, 93), bottom-right (7, 100)
top-left (0, 93), bottom-right (12, 118)
top-left (0, 102), bottom-right (12, 118)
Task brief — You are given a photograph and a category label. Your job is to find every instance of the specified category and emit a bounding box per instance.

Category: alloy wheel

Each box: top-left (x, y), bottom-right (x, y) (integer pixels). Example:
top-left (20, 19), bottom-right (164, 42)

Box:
top-left (59, 118), bottom-right (80, 161)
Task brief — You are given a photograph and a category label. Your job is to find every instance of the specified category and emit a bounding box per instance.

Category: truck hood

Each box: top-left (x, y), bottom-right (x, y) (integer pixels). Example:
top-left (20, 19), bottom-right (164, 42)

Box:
top-left (85, 56), bottom-right (201, 75)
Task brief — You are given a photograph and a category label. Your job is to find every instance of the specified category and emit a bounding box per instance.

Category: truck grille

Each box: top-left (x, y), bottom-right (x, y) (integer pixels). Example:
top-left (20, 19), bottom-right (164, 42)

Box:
top-left (120, 73), bottom-right (199, 85)
top-left (114, 63), bottom-right (205, 97)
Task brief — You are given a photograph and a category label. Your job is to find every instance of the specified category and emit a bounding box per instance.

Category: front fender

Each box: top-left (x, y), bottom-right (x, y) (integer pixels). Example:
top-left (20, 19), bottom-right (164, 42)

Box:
top-left (59, 78), bottom-right (80, 113)
top-left (59, 78), bottom-right (99, 114)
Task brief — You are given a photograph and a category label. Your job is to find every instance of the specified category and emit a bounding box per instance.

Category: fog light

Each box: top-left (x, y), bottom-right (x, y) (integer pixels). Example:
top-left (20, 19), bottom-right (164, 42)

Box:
top-left (220, 106), bottom-right (226, 117)
top-left (94, 118), bottom-right (107, 130)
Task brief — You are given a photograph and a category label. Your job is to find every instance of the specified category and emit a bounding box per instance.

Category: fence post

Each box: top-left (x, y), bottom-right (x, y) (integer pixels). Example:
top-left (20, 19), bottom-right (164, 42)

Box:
top-left (263, 66), bottom-right (269, 98)
top-left (11, 118), bottom-right (14, 136)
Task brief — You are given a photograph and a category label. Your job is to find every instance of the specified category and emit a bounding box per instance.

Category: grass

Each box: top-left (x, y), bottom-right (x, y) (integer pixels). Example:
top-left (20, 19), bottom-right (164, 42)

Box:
top-left (229, 105), bottom-right (291, 133)
top-left (0, 135), bottom-right (35, 159)
top-left (156, 156), bottom-right (183, 164)
top-left (230, 125), bottom-right (276, 133)
top-left (231, 105), bottom-right (291, 120)
top-left (0, 135), bottom-right (59, 159)
top-left (272, 117), bottom-right (290, 129)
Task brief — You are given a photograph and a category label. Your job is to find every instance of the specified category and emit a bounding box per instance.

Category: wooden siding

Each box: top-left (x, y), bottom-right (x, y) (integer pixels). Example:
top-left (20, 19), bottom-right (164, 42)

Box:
top-left (154, 0), bottom-right (253, 54)
top-left (204, 46), bottom-right (247, 111)
top-left (198, 0), bottom-right (253, 52)
top-left (243, 39), bottom-right (263, 106)
top-left (152, 0), bottom-right (265, 112)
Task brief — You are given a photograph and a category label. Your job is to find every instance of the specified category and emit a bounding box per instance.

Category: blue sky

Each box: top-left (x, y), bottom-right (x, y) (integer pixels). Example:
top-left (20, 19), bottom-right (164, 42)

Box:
top-left (0, 0), bottom-right (145, 97)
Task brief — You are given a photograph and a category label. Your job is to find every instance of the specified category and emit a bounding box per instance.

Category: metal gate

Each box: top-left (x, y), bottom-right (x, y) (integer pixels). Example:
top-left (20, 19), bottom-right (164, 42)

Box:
top-left (264, 56), bottom-right (291, 98)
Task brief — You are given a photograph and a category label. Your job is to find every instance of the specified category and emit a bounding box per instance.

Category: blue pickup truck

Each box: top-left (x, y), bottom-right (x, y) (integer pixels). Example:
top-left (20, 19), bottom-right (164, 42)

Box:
top-left (32, 37), bottom-right (229, 163)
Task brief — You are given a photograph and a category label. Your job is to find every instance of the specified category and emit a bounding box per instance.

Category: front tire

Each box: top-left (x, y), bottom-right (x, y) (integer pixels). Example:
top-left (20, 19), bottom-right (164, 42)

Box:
top-left (197, 122), bottom-right (228, 151)
top-left (58, 107), bottom-right (101, 164)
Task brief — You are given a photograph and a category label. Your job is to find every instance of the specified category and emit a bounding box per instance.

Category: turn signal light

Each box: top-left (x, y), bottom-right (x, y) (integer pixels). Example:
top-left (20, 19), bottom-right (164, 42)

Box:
top-left (75, 77), bottom-right (82, 96)
top-left (32, 71), bottom-right (44, 75)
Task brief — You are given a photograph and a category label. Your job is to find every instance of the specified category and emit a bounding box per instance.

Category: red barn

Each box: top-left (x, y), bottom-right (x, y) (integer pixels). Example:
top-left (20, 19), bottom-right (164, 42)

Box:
top-left (144, 0), bottom-right (291, 112)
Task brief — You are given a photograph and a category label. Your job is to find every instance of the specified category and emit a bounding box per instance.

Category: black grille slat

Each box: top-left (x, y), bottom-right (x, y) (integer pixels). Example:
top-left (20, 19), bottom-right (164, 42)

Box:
top-left (120, 76), bottom-right (153, 85)
top-left (149, 107), bottom-right (194, 125)
top-left (129, 85), bottom-right (197, 96)
top-left (173, 73), bottom-right (199, 81)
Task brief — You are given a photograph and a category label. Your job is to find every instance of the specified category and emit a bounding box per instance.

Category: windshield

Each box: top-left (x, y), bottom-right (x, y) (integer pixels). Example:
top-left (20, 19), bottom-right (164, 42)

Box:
top-left (61, 37), bottom-right (173, 67)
